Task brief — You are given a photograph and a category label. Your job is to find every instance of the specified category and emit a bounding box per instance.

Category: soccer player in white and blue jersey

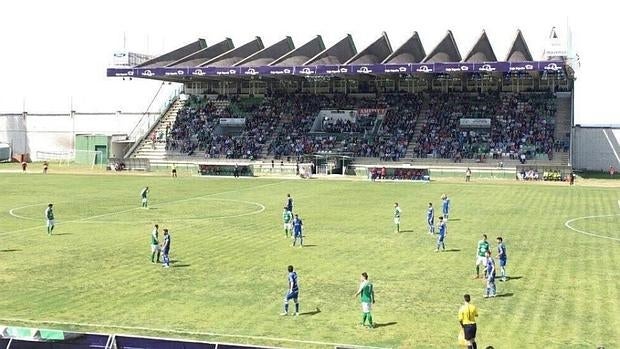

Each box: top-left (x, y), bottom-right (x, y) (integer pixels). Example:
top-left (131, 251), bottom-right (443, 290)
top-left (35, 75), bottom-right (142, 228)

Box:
top-left (441, 194), bottom-right (450, 221)
top-left (427, 202), bottom-right (435, 235)
top-left (484, 250), bottom-right (496, 297)
top-left (435, 216), bottom-right (447, 252)
top-left (280, 265), bottom-right (299, 316)
top-left (496, 237), bottom-right (507, 282)
top-left (292, 214), bottom-right (303, 247)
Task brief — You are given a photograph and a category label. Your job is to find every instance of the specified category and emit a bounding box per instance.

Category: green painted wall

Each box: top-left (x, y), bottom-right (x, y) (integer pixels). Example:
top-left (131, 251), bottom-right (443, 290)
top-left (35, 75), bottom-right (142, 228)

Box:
top-left (74, 134), bottom-right (110, 164)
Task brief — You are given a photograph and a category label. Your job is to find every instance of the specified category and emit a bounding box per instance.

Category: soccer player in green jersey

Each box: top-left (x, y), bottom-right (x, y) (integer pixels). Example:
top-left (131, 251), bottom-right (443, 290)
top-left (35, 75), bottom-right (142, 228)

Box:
top-left (141, 187), bottom-right (149, 208)
top-left (282, 206), bottom-right (293, 238)
top-left (393, 202), bottom-right (401, 233)
top-left (45, 203), bottom-right (55, 235)
top-left (353, 272), bottom-right (375, 328)
top-left (150, 224), bottom-right (161, 263)
top-left (475, 234), bottom-right (490, 279)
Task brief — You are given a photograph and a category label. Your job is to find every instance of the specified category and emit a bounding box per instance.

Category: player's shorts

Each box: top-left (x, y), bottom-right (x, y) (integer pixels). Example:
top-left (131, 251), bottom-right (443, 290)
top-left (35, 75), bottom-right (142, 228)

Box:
top-left (46, 219), bottom-right (55, 227)
top-left (284, 222), bottom-right (292, 230)
top-left (427, 218), bottom-right (434, 226)
top-left (361, 302), bottom-right (372, 313)
top-left (437, 234), bottom-right (445, 242)
top-left (499, 258), bottom-right (507, 267)
top-left (294, 230), bottom-right (302, 238)
top-left (285, 290), bottom-right (299, 301)
top-left (476, 256), bottom-right (487, 266)
top-left (442, 209), bottom-right (449, 216)
top-left (151, 244), bottom-right (160, 252)
top-left (142, 198), bottom-right (147, 203)
top-left (463, 323), bottom-right (477, 340)
top-left (393, 218), bottom-right (400, 225)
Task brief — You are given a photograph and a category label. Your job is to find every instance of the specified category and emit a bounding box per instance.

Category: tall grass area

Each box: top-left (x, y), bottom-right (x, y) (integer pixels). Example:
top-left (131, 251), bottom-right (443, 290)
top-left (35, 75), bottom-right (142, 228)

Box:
top-left (0, 171), bottom-right (618, 348)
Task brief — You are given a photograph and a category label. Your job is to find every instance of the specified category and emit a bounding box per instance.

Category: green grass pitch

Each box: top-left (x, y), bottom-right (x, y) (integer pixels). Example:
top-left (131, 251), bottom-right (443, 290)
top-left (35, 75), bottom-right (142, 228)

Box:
top-left (0, 172), bottom-right (619, 348)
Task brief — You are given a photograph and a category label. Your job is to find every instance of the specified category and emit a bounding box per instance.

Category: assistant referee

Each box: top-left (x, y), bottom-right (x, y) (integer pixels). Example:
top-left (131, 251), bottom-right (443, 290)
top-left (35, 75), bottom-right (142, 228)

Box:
top-left (458, 294), bottom-right (479, 349)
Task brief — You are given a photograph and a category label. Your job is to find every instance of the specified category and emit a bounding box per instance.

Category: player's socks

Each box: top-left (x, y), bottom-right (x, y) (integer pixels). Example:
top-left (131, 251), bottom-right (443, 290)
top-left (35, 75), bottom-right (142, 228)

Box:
top-left (367, 313), bottom-right (373, 327)
top-left (362, 313), bottom-right (367, 325)
top-left (151, 252), bottom-right (155, 263)
top-left (295, 303), bottom-right (299, 313)
top-left (476, 265), bottom-right (480, 277)
top-left (284, 303), bottom-right (289, 314)
top-left (157, 251), bottom-right (161, 263)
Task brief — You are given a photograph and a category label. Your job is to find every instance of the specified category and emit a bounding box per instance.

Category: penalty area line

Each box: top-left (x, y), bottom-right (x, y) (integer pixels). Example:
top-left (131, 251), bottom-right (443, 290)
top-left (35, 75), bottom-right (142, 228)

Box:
top-left (0, 318), bottom-right (392, 349)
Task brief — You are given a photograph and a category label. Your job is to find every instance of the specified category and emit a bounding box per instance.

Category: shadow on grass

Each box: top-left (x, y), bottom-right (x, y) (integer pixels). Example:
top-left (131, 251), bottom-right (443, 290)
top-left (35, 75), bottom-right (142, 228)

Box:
top-left (172, 264), bottom-right (191, 268)
top-left (400, 230), bottom-right (414, 233)
top-left (494, 293), bottom-right (514, 298)
top-left (447, 218), bottom-right (461, 222)
top-left (507, 276), bottom-right (523, 280)
top-left (442, 249), bottom-right (461, 252)
top-left (300, 307), bottom-right (321, 316)
top-left (301, 244), bottom-right (317, 248)
top-left (169, 260), bottom-right (190, 268)
top-left (52, 233), bottom-right (72, 236)
top-left (0, 249), bottom-right (20, 253)
top-left (373, 321), bottom-right (397, 328)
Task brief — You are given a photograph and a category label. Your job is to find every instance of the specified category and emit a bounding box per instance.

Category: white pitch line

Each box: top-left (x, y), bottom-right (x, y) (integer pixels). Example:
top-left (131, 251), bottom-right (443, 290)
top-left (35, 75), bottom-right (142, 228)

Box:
top-left (564, 214), bottom-right (620, 242)
top-left (8, 203), bottom-right (43, 221)
top-left (1, 180), bottom-right (286, 236)
top-left (602, 129), bottom-right (620, 164)
top-left (0, 318), bottom-right (392, 349)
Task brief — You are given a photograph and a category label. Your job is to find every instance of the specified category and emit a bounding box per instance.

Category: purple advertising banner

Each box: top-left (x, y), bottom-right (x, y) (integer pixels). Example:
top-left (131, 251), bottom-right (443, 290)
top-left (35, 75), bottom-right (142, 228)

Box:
top-left (473, 62), bottom-right (510, 72)
top-left (348, 64), bottom-right (381, 74)
top-left (508, 61), bottom-right (538, 72)
top-left (135, 68), bottom-right (167, 77)
top-left (294, 66), bottom-right (317, 75)
top-left (261, 66), bottom-right (294, 75)
top-left (316, 65), bottom-right (349, 75)
top-left (107, 68), bottom-right (135, 77)
top-left (189, 67), bottom-right (209, 77)
top-left (239, 67), bottom-right (261, 76)
top-left (382, 64), bottom-right (410, 74)
top-left (162, 68), bottom-right (189, 77)
top-left (434, 63), bottom-right (475, 73)
top-left (206, 66), bottom-right (240, 76)
top-left (411, 63), bottom-right (434, 73)
top-left (540, 61), bottom-right (564, 72)
top-left (108, 61), bottom-right (564, 78)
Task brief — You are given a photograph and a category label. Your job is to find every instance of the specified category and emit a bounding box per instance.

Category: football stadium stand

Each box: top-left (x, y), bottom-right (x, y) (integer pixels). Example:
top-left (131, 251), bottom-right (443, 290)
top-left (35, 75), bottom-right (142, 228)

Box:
top-left (107, 29), bottom-right (575, 173)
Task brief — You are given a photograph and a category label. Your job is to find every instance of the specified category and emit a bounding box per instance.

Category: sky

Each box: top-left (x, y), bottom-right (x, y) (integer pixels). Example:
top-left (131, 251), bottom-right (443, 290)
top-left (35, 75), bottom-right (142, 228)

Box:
top-left (0, 0), bottom-right (617, 125)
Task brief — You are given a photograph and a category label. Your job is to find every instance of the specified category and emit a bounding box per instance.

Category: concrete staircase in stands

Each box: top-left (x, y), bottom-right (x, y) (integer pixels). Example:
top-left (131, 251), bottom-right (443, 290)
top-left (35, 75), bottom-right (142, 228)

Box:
top-left (554, 93), bottom-right (572, 165)
top-left (130, 98), bottom-right (186, 161)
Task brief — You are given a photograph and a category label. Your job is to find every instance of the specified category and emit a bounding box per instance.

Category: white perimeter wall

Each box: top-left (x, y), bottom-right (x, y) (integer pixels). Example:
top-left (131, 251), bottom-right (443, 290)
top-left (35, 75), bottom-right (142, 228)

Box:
top-left (0, 113), bottom-right (155, 160)
top-left (573, 127), bottom-right (620, 171)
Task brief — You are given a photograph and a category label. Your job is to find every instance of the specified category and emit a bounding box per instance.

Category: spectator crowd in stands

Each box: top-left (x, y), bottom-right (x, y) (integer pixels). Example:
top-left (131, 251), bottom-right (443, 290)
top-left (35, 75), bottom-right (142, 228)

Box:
top-left (167, 91), bottom-right (559, 163)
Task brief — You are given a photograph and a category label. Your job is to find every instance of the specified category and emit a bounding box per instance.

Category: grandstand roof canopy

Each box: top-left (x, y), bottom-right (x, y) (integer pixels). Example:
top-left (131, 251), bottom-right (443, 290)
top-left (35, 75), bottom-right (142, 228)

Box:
top-left (137, 39), bottom-right (207, 68)
top-left (304, 34), bottom-right (357, 65)
top-left (506, 30), bottom-right (534, 61)
top-left (463, 30), bottom-right (497, 63)
top-left (345, 32), bottom-right (392, 65)
top-left (199, 37), bottom-right (264, 67)
top-left (235, 37), bottom-right (295, 67)
top-left (167, 38), bottom-right (234, 68)
top-left (108, 30), bottom-right (570, 80)
top-left (270, 36), bottom-right (325, 66)
top-left (424, 31), bottom-right (461, 63)
top-left (382, 32), bottom-right (425, 64)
